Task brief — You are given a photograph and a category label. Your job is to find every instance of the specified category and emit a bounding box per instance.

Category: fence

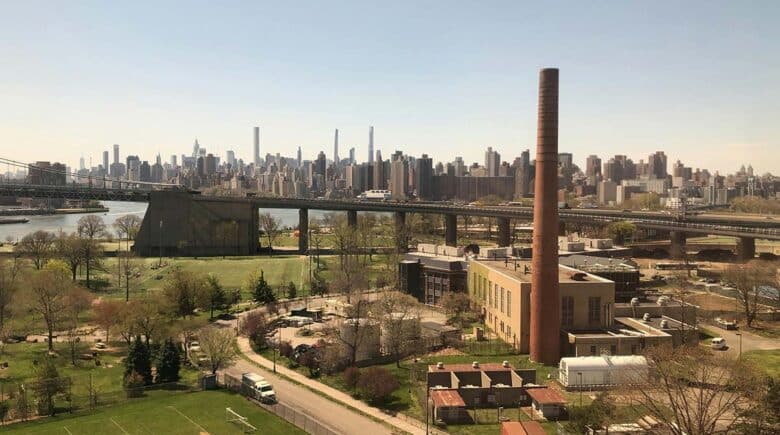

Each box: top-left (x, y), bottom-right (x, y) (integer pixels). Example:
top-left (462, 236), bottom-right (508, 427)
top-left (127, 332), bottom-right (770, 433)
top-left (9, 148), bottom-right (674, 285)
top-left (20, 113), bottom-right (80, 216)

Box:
top-left (221, 373), bottom-right (339, 435)
top-left (0, 375), bottom-right (200, 424)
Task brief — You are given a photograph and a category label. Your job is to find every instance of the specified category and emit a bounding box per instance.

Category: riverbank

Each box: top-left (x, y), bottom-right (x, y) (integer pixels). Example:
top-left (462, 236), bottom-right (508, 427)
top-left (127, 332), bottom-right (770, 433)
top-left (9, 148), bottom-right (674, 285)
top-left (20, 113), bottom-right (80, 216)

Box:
top-left (54, 207), bottom-right (109, 214)
top-left (0, 217), bottom-right (29, 224)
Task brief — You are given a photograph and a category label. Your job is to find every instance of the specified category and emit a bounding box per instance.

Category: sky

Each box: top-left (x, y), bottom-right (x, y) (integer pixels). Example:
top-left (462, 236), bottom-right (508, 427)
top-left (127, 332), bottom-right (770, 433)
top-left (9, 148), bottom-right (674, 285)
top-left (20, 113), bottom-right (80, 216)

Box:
top-left (1, 0), bottom-right (779, 175)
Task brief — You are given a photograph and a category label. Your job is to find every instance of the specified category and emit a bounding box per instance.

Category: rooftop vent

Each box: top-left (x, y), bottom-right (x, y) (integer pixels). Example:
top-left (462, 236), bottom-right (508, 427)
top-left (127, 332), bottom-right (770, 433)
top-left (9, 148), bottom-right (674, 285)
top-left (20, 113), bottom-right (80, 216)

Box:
top-left (436, 362), bottom-right (444, 369)
top-left (472, 361), bottom-right (479, 369)
top-left (502, 360), bottom-right (510, 368)
top-left (642, 313), bottom-right (651, 322)
top-left (570, 272), bottom-right (588, 281)
top-left (660, 319), bottom-right (669, 329)
top-left (630, 297), bottom-right (640, 307)
top-left (657, 296), bottom-right (669, 306)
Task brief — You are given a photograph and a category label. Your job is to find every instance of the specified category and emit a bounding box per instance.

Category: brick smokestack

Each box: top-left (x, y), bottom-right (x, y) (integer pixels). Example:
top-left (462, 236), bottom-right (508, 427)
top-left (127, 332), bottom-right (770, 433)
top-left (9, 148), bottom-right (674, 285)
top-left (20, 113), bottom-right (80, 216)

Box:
top-left (530, 68), bottom-right (560, 365)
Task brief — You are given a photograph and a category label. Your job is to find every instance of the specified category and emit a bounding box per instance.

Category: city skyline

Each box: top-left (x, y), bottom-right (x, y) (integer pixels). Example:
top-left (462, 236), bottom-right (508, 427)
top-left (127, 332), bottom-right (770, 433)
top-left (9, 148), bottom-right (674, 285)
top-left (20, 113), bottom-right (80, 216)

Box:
top-left (2, 1), bottom-right (779, 173)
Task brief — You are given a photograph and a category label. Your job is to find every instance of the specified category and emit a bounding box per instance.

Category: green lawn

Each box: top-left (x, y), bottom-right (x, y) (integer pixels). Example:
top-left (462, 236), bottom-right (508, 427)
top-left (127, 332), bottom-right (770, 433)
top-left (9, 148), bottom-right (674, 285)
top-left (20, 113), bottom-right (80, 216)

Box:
top-left (743, 349), bottom-right (780, 378)
top-left (1, 389), bottom-right (304, 434)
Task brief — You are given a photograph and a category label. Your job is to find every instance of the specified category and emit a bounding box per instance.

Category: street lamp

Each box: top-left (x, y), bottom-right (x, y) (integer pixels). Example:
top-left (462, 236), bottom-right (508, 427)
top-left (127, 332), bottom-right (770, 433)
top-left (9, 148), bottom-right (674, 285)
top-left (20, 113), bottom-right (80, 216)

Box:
top-left (425, 386), bottom-right (430, 435)
top-left (578, 372), bottom-right (583, 406)
top-left (735, 332), bottom-right (742, 357)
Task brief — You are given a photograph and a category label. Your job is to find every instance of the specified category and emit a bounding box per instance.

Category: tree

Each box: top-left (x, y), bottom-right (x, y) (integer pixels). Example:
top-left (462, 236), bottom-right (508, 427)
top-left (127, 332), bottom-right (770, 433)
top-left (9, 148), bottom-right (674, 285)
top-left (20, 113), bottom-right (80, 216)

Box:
top-left (63, 286), bottom-right (93, 365)
top-left (125, 335), bottom-right (153, 385)
top-left (113, 214), bottom-right (142, 298)
top-left (330, 298), bottom-right (372, 366)
top-left (161, 268), bottom-right (206, 318)
top-left (241, 311), bottom-right (271, 350)
top-left (627, 344), bottom-right (763, 435)
top-left (155, 338), bottom-right (181, 383)
top-left (55, 231), bottom-right (83, 281)
top-left (309, 220), bottom-right (325, 268)
top-left (94, 299), bottom-right (123, 342)
top-left (375, 292), bottom-right (422, 367)
top-left (259, 212), bottom-right (281, 254)
top-left (441, 292), bottom-right (472, 326)
top-left (32, 357), bottom-right (68, 416)
top-left (310, 269), bottom-right (328, 296)
top-left (198, 327), bottom-right (237, 374)
top-left (120, 252), bottom-right (143, 301)
top-left (606, 221), bottom-right (636, 245)
top-left (566, 391), bottom-right (617, 433)
top-left (134, 298), bottom-right (168, 345)
top-left (0, 258), bottom-right (20, 330)
top-left (737, 376), bottom-right (780, 434)
top-left (15, 230), bottom-right (56, 269)
top-left (203, 273), bottom-right (227, 319)
top-left (356, 367), bottom-right (399, 404)
top-left (286, 281), bottom-right (297, 299)
top-left (246, 270), bottom-right (275, 304)
top-left (77, 215), bottom-right (106, 288)
top-left (24, 260), bottom-right (77, 351)
top-left (723, 260), bottom-right (778, 328)
top-left (357, 214), bottom-right (378, 264)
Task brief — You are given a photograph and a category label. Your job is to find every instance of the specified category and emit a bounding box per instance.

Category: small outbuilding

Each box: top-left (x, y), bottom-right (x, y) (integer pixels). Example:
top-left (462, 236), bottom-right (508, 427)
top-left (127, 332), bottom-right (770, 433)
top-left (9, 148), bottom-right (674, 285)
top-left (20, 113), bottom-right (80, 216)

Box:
top-left (559, 355), bottom-right (648, 389)
top-left (430, 389), bottom-right (468, 423)
top-left (501, 421), bottom-right (546, 435)
top-left (526, 387), bottom-right (567, 420)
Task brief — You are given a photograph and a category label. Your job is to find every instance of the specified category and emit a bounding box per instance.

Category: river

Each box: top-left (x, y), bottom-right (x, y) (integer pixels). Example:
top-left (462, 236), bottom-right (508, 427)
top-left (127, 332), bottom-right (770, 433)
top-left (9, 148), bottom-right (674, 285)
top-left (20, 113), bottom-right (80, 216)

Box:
top-left (0, 201), bottom-right (335, 241)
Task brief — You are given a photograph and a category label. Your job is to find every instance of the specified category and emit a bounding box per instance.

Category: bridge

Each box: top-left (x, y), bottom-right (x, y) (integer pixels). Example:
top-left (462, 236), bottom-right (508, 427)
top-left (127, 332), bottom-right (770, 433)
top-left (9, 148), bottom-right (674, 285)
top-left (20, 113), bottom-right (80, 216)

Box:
top-left (2, 182), bottom-right (777, 259)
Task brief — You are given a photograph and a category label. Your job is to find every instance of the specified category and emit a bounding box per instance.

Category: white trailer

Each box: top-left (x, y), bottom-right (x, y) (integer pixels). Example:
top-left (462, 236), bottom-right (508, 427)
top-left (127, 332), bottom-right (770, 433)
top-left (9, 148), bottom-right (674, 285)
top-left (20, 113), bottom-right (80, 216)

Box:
top-left (559, 355), bottom-right (647, 388)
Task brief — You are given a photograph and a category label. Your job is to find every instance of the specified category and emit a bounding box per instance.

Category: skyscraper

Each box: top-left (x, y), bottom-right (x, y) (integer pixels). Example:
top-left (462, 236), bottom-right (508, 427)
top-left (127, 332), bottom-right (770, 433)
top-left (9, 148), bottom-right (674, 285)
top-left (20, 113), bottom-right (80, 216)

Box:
top-left (390, 155), bottom-right (408, 199)
top-left (485, 147), bottom-right (501, 176)
top-left (415, 154), bottom-right (433, 200)
top-left (253, 126), bottom-right (260, 166)
top-left (373, 150), bottom-right (386, 190)
top-left (333, 129), bottom-right (339, 165)
top-left (297, 146), bottom-right (302, 167)
top-left (368, 126), bottom-right (374, 164)
top-left (102, 151), bottom-right (109, 174)
top-left (349, 147), bottom-right (355, 164)
top-left (113, 144), bottom-right (119, 164)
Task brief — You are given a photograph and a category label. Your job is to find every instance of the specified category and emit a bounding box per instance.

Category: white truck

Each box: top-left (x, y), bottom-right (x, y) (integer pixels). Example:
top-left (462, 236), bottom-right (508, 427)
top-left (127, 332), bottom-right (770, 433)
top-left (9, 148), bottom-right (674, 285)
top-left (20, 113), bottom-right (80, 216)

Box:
top-left (241, 372), bottom-right (276, 403)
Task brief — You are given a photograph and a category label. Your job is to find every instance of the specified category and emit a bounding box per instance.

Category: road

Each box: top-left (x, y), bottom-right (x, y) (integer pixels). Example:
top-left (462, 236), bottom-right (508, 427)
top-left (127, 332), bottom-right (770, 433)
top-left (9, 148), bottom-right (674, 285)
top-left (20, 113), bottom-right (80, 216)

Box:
top-left (702, 322), bottom-right (780, 357)
top-left (222, 358), bottom-right (393, 435)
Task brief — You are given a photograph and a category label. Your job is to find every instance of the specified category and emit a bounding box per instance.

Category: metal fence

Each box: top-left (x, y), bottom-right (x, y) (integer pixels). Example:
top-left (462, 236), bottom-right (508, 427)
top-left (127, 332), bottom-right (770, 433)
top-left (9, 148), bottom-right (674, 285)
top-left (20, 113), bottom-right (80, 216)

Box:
top-left (221, 373), bottom-right (339, 435)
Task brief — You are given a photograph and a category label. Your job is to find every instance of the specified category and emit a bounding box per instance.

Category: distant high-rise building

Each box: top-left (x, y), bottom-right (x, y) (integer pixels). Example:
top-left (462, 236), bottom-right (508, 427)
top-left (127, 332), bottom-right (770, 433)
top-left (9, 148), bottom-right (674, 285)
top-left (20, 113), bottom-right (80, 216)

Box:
top-left (226, 150), bottom-right (236, 168)
top-left (205, 154), bottom-right (217, 175)
top-left (585, 154), bottom-right (602, 184)
top-left (102, 151), bottom-right (109, 174)
top-left (415, 154), bottom-right (433, 200)
top-left (192, 139), bottom-right (201, 158)
top-left (113, 144), bottom-right (120, 164)
top-left (171, 155), bottom-right (177, 167)
top-left (390, 155), bottom-right (408, 199)
top-left (79, 156), bottom-right (85, 171)
top-left (139, 161), bottom-right (151, 182)
top-left (315, 151), bottom-right (327, 178)
top-left (485, 147), bottom-right (501, 177)
top-left (373, 150), bottom-right (386, 190)
top-left (453, 157), bottom-right (467, 177)
top-left (368, 126), bottom-right (374, 164)
top-left (349, 147), bottom-right (355, 164)
top-left (126, 155), bottom-right (141, 181)
top-left (297, 147), bottom-right (302, 167)
top-left (253, 126), bottom-right (260, 166)
top-left (648, 151), bottom-right (667, 179)
top-left (333, 129), bottom-right (340, 165)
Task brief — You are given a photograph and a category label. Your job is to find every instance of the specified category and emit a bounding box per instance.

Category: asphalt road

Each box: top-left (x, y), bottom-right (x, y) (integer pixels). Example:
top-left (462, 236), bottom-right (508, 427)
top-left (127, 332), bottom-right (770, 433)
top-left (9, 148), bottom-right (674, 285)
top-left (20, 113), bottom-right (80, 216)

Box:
top-left (703, 323), bottom-right (780, 357)
top-left (222, 358), bottom-right (392, 435)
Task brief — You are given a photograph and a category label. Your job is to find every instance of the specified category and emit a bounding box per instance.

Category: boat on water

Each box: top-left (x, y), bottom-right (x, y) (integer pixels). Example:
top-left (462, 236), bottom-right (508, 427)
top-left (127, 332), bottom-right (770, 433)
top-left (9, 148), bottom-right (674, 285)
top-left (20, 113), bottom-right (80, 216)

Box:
top-left (0, 217), bottom-right (29, 225)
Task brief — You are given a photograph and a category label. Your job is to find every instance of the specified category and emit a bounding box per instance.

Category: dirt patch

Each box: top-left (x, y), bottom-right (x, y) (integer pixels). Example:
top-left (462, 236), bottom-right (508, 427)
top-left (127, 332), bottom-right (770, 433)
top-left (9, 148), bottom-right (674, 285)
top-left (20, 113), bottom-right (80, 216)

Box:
top-left (426, 347), bottom-right (465, 357)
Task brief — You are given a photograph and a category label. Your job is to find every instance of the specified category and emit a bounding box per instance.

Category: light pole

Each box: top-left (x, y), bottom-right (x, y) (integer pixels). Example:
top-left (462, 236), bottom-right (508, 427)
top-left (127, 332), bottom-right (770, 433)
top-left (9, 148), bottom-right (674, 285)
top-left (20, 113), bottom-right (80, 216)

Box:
top-left (736, 332), bottom-right (742, 357)
top-left (425, 387), bottom-right (430, 435)
top-left (578, 372), bottom-right (583, 406)
top-left (158, 219), bottom-right (163, 267)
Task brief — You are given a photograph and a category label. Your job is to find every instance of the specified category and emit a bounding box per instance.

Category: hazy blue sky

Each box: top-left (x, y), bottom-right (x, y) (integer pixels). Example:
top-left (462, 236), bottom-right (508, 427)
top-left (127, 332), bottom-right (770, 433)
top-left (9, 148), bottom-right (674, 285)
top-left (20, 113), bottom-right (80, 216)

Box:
top-left (1, 0), bottom-right (778, 174)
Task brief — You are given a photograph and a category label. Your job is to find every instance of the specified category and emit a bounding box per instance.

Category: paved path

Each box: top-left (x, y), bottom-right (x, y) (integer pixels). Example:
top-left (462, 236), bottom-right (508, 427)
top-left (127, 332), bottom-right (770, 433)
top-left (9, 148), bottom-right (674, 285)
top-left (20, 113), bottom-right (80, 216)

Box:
top-left (234, 336), bottom-right (429, 435)
top-left (701, 322), bottom-right (780, 357)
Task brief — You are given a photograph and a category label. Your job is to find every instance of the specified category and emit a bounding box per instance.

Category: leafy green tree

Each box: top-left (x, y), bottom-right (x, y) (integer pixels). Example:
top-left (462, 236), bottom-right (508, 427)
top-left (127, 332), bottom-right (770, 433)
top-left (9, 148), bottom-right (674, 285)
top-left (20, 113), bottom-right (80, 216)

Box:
top-left (606, 221), bottom-right (636, 245)
top-left (161, 268), bottom-right (206, 318)
top-left (246, 270), bottom-right (275, 304)
top-left (203, 273), bottom-right (227, 319)
top-left (15, 230), bottom-right (56, 270)
top-left (566, 391), bottom-right (616, 433)
top-left (286, 281), bottom-right (297, 299)
top-left (125, 336), bottom-right (153, 385)
top-left (33, 357), bottom-right (68, 416)
top-left (310, 269), bottom-right (328, 296)
top-left (77, 215), bottom-right (106, 288)
top-left (155, 338), bottom-right (181, 384)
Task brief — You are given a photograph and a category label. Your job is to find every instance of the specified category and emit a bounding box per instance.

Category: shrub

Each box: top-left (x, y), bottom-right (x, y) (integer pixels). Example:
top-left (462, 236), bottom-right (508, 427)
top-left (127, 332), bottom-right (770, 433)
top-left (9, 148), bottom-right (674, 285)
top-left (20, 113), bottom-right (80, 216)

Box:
top-left (124, 371), bottom-right (145, 398)
top-left (356, 367), bottom-right (399, 404)
top-left (279, 341), bottom-right (293, 358)
top-left (343, 366), bottom-right (361, 389)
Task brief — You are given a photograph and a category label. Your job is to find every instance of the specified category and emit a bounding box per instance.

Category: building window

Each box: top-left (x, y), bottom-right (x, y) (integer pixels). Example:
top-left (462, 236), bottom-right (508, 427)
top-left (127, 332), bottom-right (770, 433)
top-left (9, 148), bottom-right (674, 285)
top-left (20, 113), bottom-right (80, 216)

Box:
top-left (494, 284), bottom-right (499, 309)
top-left (561, 296), bottom-right (574, 327)
top-left (590, 345), bottom-right (597, 356)
top-left (506, 290), bottom-right (511, 318)
top-left (500, 321), bottom-right (504, 333)
top-left (506, 326), bottom-right (511, 337)
top-left (610, 345), bottom-right (617, 355)
top-left (588, 297), bottom-right (601, 324)
top-left (488, 282), bottom-right (492, 306)
top-left (500, 287), bottom-right (505, 313)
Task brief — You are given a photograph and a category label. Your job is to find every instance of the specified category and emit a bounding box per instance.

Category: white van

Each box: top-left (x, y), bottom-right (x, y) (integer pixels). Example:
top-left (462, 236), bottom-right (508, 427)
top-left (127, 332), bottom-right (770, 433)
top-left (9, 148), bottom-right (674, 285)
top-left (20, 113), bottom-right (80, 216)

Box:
top-left (711, 337), bottom-right (727, 350)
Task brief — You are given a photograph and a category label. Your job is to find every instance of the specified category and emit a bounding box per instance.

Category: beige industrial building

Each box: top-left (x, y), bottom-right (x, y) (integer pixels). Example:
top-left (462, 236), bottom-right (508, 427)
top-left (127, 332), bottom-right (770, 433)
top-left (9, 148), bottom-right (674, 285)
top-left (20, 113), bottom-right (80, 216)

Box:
top-left (468, 259), bottom-right (697, 357)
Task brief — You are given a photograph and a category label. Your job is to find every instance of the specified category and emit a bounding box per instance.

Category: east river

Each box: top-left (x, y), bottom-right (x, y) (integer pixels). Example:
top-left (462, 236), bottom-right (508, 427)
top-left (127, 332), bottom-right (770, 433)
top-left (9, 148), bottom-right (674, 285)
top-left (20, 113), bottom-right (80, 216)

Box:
top-left (0, 201), bottom-right (334, 241)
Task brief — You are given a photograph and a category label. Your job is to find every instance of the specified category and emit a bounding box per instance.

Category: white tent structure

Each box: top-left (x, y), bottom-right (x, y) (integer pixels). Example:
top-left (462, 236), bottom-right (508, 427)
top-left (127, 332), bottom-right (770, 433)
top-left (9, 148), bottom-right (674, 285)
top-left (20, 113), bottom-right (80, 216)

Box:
top-left (559, 355), bottom-right (648, 388)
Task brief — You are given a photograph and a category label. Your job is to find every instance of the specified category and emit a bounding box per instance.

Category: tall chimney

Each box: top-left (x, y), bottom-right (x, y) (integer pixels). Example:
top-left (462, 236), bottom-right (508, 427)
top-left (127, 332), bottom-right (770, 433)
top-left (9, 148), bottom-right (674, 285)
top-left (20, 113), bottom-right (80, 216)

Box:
top-left (530, 68), bottom-right (560, 365)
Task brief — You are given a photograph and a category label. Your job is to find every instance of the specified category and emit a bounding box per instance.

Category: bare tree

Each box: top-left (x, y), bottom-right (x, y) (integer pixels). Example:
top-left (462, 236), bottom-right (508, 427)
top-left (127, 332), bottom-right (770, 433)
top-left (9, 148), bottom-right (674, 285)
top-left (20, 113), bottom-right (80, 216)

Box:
top-left (94, 299), bottom-right (124, 342)
top-left (375, 292), bottom-right (422, 367)
top-left (77, 215), bottom-right (106, 288)
top-left (120, 251), bottom-right (144, 301)
top-left (627, 344), bottom-right (763, 435)
top-left (309, 220), bottom-right (325, 269)
top-left (259, 212), bottom-right (281, 255)
top-left (329, 298), bottom-right (373, 367)
top-left (24, 260), bottom-right (78, 351)
top-left (358, 214), bottom-right (378, 265)
top-left (723, 260), bottom-right (777, 328)
top-left (63, 287), bottom-right (93, 365)
top-left (15, 230), bottom-right (56, 269)
top-left (113, 214), bottom-right (142, 294)
top-left (198, 327), bottom-right (237, 374)
top-left (0, 258), bottom-right (20, 330)
top-left (55, 231), bottom-right (83, 281)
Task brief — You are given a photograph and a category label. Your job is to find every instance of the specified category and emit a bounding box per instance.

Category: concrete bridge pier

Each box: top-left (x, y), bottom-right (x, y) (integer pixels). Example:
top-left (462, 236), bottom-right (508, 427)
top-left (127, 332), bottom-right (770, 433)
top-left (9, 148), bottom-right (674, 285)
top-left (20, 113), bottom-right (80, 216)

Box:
top-left (669, 231), bottom-right (687, 259)
top-left (445, 214), bottom-right (458, 247)
top-left (299, 208), bottom-right (308, 253)
top-left (497, 217), bottom-right (511, 247)
top-left (736, 237), bottom-right (756, 260)
top-left (347, 210), bottom-right (358, 227)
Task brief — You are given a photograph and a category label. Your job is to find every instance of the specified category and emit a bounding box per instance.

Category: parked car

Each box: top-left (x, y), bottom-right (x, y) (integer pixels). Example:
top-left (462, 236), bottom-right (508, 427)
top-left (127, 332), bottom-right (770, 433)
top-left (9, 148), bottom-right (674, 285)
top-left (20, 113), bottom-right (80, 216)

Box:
top-left (714, 317), bottom-right (738, 330)
top-left (711, 337), bottom-right (727, 350)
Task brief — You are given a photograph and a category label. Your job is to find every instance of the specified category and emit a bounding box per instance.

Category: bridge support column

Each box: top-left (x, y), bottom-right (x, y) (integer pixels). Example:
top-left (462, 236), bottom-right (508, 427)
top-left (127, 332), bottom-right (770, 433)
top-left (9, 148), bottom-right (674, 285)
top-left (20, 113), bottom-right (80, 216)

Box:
top-left (445, 214), bottom-right (457, 247)
top-left (347, 210), bottom-right (358, 227)
top-left (299, 208), bottom-right (308, 254)
top-left (669, 231), bottom-right (687, 259)
top-left (558, 221), bottom-right (566, 237)
top-left (497, 217), bottom-right (511, 247)
top-left (736, 237), bottom-right (756, 261)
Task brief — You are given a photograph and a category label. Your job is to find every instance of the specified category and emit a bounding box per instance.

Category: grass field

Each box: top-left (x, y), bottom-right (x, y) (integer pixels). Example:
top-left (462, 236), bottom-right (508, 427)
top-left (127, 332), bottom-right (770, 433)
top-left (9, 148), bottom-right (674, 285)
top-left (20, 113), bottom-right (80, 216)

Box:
top-left (1, 390), bottom-right (304, 435)
top-left (743, 349), bottom-right (780, 378)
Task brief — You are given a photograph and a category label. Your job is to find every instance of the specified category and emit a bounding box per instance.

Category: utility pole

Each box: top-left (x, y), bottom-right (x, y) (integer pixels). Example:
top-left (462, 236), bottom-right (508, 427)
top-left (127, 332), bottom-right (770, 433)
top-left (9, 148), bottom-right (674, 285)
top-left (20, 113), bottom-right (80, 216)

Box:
top-left (158, 219), bottom-right (163, 267)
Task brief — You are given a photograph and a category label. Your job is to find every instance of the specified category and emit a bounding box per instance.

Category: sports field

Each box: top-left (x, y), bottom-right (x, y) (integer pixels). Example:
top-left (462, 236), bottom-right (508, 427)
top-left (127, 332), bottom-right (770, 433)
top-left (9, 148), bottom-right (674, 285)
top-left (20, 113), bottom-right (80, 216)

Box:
top-left (3, 390), bottom-right (304, 435)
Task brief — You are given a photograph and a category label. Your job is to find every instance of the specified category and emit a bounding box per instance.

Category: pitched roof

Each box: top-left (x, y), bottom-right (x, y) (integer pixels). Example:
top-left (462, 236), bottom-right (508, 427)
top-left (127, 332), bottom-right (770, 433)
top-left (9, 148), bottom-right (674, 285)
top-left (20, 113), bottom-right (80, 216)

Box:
top-left (500, 421), bottom-right (546, 435)
top-left (430, 389), bottom-right (466, 408)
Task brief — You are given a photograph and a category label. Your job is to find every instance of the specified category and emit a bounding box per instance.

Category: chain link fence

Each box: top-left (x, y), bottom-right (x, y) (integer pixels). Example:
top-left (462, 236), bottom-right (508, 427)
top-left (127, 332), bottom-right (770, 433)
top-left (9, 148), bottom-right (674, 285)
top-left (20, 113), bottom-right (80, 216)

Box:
top-left (221, 372), bottom-right (339, 435)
